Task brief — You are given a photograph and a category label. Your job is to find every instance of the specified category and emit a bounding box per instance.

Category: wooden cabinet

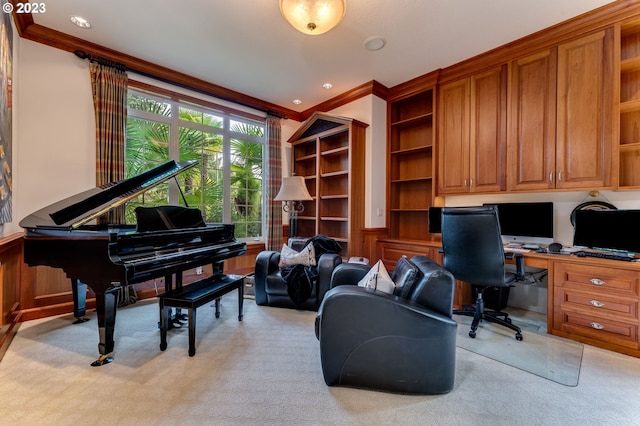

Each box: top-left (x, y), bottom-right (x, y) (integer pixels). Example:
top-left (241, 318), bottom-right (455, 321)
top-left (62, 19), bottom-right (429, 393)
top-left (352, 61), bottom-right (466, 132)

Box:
top-left (387, 89), bottom-right (435, 240)
top-left (439, 31), bottom-right (613, 194)
top-left (555, 29), bottom-right (615, 189)
top-left (288, 112), bottom-right (367, 258)
top-left (552, 260), bottom-right (640, 355)
top-left (507, 48), bottom-right (558, 191)
top-left (438, 64), bottom-right (507, 194)
top-left (619, 19), bottom-right (640, 188)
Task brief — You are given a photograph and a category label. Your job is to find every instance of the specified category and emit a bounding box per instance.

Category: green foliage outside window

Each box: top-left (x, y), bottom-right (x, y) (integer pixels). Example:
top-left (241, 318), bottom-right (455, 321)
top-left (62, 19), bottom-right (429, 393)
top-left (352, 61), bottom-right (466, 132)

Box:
top-left (124, 91), bottom-right (264, 239)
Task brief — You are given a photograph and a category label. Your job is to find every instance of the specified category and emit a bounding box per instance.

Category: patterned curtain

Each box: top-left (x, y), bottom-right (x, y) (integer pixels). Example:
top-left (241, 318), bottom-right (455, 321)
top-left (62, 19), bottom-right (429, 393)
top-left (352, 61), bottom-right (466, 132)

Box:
top-left (90, 61), bottom-right (128, 225)
top-left (265, 115), bottom-right (283, 251)
top-left (90, 61), bottom-right (133, 306)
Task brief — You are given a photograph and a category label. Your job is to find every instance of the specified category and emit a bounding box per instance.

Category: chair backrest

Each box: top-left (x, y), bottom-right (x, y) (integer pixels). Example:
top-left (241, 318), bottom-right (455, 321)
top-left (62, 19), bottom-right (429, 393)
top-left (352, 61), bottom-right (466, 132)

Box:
top-left (441, 206), bottom-right (508, 287)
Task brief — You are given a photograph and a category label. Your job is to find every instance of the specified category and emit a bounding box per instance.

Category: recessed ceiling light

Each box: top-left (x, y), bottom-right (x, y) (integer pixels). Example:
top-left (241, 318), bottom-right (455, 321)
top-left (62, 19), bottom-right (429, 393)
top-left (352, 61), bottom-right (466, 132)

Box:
top-left (364, 36), bottom-right (386, 51)
top-left (70, 15), bottom-right (92, 29)
top-left (293, 99), bottom-right (302, 105)
top-left (322, 83), bottom-right (333, 90)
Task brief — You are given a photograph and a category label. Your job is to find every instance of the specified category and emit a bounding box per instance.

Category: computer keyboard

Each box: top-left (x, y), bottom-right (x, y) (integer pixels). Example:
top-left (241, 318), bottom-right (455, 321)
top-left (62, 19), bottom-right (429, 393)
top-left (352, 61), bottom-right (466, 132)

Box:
top-left (574, 250), bottom-right (637, 262)
top-left (504, 247), bottom-right (530, 253)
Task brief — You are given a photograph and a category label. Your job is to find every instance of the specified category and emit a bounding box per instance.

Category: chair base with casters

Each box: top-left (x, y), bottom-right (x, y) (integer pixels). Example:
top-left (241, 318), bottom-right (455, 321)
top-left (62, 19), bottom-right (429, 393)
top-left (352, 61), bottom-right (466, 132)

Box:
top-left (454, 286), bottom-right (523, 341)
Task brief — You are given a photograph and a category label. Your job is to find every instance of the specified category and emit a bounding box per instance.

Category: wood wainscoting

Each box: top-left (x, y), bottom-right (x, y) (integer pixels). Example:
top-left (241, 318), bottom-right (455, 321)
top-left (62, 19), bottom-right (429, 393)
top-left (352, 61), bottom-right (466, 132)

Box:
top-left (0, 234), bottom-right (26, 360)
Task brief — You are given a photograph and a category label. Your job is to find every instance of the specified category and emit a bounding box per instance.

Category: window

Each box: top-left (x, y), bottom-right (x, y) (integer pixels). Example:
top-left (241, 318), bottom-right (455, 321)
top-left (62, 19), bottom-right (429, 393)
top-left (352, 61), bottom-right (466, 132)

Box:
top-left (126, 89), bottom-right (265, 239)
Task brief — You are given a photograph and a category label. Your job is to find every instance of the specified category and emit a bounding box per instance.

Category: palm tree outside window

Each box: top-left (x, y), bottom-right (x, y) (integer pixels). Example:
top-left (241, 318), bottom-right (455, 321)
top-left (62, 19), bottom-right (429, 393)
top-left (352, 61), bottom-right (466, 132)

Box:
top-left (125, 89), bottom-right (264, 239)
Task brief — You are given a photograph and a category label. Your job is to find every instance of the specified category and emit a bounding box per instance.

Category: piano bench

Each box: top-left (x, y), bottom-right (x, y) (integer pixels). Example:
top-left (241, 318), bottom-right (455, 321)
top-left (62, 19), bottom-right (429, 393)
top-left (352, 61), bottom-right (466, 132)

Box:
top-left (158, 274), bottom-right (244, 356)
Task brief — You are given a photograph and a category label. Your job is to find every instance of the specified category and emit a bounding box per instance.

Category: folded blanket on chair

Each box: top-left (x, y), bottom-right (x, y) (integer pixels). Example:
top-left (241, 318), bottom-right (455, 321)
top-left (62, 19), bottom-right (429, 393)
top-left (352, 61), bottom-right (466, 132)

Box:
top-left (281, 235), bottom-right (342, 306)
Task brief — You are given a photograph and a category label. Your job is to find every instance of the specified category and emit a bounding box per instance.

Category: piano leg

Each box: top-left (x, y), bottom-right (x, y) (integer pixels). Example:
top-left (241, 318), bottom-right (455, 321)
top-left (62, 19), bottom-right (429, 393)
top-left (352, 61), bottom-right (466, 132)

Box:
top-left (71, 279), bottom-right (90, 324)
top-left (91, 286), bottom-right (120, 367)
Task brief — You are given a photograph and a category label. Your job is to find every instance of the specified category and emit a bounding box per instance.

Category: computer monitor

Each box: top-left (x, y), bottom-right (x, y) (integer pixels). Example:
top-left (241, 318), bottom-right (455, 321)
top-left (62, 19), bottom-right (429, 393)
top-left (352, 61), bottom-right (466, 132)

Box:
top-left (573, 209), bottom-right (640, 254)
top-left (483, 202), bottom-right (554, 244)
top-left (428, 207), bottom-right (442, 234)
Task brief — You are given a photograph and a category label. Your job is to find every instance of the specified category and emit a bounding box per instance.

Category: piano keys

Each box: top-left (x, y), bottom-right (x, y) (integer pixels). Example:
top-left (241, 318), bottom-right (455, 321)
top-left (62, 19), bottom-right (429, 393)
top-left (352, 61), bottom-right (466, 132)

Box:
top-left (20, 160), bottom-right (246, 366)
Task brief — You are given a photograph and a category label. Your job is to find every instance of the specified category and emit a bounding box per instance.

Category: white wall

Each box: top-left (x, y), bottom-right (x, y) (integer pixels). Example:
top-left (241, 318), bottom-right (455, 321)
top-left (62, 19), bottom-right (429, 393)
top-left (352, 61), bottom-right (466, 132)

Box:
top-left (8, 38), bottom-right (96, 236)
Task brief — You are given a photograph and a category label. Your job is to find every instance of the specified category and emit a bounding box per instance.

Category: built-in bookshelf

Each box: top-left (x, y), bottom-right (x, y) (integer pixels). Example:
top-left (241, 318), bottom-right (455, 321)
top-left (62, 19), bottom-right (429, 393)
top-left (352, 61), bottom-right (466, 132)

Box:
top-left (288, 112), bottom-right (367, 258)
top-left (620, 19), bottom-right (640, 188)
top-left (387, 89), bottom-right (435, 240)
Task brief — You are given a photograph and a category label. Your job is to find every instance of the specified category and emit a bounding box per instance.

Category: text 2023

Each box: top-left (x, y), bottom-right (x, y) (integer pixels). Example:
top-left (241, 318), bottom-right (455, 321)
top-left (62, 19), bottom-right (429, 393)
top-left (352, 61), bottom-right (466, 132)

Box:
top-left (15, 3), bottom-right (46, 14)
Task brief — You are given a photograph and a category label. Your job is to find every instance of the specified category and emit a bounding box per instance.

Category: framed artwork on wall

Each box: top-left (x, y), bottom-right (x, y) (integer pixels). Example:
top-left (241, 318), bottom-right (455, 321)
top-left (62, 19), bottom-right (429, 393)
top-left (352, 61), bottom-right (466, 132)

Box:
top-left (0, 0), bottom-right (11, 224)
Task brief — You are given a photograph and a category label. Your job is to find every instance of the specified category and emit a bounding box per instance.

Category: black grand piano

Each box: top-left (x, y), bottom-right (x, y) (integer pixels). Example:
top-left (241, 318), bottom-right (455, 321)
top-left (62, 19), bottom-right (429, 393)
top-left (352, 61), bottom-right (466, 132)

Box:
top-left (20, 160), bottom-right (246, 366)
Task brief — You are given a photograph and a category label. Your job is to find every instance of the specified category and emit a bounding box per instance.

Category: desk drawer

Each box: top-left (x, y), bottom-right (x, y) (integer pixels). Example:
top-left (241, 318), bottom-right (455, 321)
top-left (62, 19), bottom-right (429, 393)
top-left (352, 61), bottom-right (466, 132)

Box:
top-left (555, 311), bottom-right (638, 349)
top-left (554, 288), bottom-right (638, 321)
top-left (553, 261), bottom-right (640, 296)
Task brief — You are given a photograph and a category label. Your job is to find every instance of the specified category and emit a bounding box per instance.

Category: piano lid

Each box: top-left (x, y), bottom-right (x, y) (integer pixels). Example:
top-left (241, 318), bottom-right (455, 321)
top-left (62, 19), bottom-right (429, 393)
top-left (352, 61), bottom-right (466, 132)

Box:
top-left (20, 160), bottom-right (199, 231)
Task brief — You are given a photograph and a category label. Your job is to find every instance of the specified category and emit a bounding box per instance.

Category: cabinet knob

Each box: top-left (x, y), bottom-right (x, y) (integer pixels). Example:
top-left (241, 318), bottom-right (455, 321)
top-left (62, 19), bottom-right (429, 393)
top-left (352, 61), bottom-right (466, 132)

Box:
top-left (590, 322), bottom-right (605, 330)
top-left (470, 178), bottom-right (474, 187)
top-left (590, 300), bottom-right (605, 307)
top-left (549, 172), bottom-right (553, 183)
top-left (589, 278), bottom-right (606, 285)
top-left (463, 179), bottom-right (467, 188)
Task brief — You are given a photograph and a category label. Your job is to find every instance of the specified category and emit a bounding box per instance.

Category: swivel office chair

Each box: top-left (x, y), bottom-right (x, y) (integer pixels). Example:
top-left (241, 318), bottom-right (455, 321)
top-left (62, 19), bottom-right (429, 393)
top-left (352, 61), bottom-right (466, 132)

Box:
top-left (441, 206), bottom-right (524, 341)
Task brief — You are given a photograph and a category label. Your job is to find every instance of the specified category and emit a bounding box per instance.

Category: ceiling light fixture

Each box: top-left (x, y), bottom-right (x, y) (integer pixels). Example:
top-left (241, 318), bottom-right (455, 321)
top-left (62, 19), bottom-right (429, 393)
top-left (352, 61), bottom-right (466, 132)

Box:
top-left (70, 15), bottom-right (92, 29)
top-left (293, 99), bottom-right (302, 105)
top-left (279, 0), bottom-right (346, 35)
top-left (322, 83), bottom-right (333, 89)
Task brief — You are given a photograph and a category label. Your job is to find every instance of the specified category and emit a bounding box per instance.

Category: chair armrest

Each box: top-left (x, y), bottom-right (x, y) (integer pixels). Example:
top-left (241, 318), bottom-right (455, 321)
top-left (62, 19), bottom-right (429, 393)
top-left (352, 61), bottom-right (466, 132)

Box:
top-left (329, 262), bottom-right (371, 288)
top-left (254, 250), bottom-right (280, 305)
top-left (316, 253), bottom-right (342, 303)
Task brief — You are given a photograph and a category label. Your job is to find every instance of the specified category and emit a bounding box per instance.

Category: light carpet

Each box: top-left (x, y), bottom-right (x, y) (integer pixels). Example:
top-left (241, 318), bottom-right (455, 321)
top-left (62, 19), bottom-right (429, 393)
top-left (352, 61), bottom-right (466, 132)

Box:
top-left (1, 295), bottom-right (640, 425)
top-left (455, 313), bottom-right (583, 386)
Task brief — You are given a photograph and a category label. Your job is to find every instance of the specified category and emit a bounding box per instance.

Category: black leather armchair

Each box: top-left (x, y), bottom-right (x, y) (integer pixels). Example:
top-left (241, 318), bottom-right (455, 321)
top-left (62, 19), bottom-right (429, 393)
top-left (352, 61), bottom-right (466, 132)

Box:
top-left (315, 255), bottom-right (457, 394)
top-left (254, 238), bottom-right (342, 311)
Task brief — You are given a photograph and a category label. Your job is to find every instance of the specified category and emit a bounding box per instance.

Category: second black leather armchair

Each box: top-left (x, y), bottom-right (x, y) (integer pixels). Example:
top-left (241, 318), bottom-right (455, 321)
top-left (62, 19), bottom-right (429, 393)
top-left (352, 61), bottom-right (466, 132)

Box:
top-left (315, 256), bottom-right (457, 394)
top-left (254, 238), bottom-right (342, 311)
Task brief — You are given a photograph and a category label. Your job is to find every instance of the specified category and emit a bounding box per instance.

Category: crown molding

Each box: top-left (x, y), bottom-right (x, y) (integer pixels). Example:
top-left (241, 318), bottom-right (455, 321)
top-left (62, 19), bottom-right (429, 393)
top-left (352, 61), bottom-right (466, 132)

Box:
top-left (299, 80), bottom-right (389, 121)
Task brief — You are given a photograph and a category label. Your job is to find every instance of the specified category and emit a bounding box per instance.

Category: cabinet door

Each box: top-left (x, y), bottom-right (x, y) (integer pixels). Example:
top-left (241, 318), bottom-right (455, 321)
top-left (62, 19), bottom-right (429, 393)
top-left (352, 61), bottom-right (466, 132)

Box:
top-left (508, 48), bottom-right (557, 191)
top-left (556, 29), bottom-right (614, 189)
top-left (469, 65), bottom-right (507, 192)
top-left (438, 78), bottom-right (470, 194)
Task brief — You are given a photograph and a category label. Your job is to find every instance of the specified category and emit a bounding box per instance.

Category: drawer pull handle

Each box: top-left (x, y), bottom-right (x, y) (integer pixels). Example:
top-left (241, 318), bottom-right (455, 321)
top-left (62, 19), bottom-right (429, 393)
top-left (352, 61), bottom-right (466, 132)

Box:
top-left (590, 322), bottom-right (605, 330)
top-left (590, 300), bottom-right (605, 307)
top-left (589, 278), bottom-right (605, 285)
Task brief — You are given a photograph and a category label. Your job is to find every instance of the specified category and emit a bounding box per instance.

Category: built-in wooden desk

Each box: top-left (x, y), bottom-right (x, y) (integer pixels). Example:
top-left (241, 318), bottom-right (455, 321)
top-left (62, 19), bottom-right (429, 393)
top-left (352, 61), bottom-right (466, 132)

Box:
top-left (377, 238), bottom-right (640, 358)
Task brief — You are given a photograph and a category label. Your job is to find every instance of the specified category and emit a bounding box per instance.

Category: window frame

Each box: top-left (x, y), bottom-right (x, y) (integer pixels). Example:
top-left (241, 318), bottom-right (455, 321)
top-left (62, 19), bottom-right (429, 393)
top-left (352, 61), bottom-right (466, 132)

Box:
top-left (126, 84), bottom-right (266, 240)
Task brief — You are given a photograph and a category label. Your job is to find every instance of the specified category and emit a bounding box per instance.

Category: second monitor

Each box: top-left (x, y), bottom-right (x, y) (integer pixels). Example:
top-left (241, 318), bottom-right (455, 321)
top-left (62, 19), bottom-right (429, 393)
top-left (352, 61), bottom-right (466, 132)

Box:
top-left (483, 202), bottom-right (554, 244)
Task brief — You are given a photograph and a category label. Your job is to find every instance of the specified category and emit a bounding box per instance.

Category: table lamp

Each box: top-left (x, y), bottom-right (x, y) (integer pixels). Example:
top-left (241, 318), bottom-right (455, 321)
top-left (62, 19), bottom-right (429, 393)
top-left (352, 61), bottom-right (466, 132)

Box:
top-left (274, 176), bottom-right (313, 238)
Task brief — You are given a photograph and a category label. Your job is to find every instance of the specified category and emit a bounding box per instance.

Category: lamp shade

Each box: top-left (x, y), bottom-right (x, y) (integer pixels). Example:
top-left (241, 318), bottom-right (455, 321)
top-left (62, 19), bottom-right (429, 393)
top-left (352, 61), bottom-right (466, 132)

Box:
top-left (274, 176), bottom-right (313, 201)
top-left (279, 0), bottom-right (346, 35)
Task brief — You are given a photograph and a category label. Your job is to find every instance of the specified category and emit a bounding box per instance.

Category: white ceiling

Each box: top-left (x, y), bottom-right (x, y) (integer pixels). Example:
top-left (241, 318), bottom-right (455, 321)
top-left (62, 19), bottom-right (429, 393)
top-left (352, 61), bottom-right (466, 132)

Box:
top-left (32, 0), bottom-right (617, 112)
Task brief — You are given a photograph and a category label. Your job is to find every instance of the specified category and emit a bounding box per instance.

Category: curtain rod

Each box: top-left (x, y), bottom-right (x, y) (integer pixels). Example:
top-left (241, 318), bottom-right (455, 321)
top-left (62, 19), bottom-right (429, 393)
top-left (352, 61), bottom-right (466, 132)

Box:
top-left (74, 50), bottom-right (127, 72)
top-left (73, 49), bottom-right (284, 119)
